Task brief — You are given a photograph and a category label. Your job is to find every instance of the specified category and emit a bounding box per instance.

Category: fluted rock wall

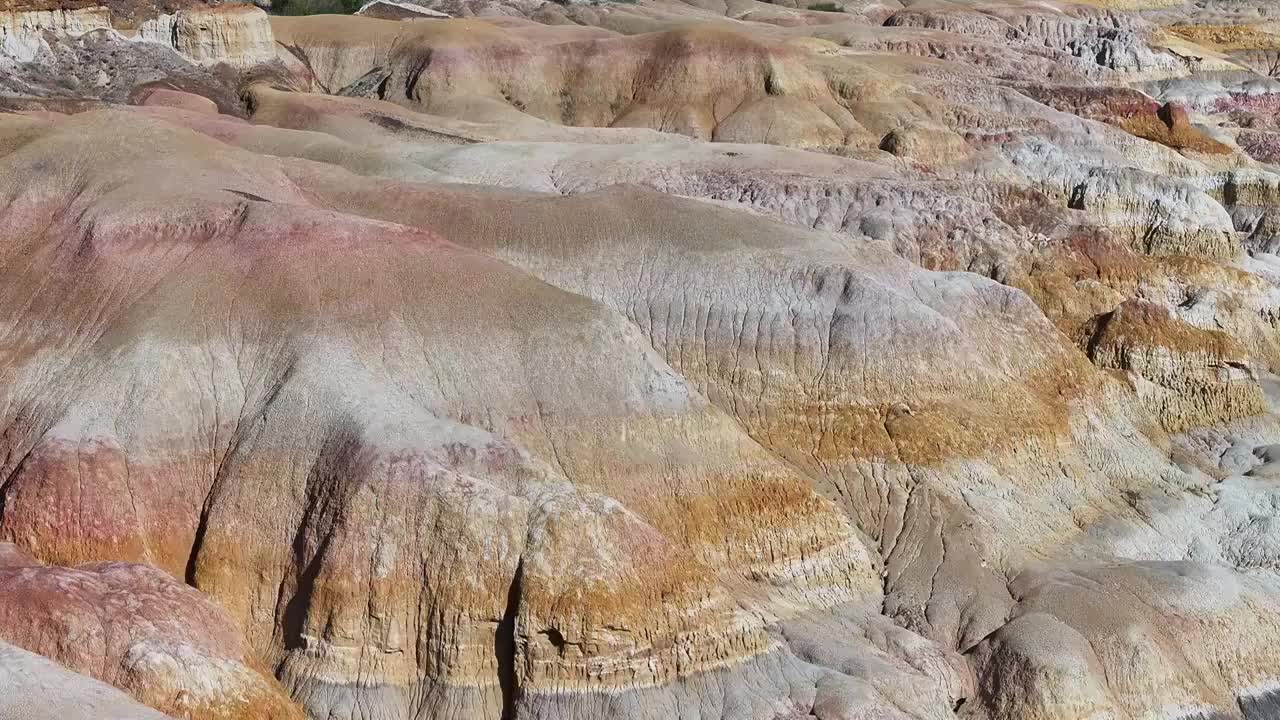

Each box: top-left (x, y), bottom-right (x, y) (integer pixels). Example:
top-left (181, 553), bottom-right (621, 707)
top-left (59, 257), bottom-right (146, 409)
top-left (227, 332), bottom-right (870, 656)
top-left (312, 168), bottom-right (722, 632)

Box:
top-left (135, 5), bottom-right (274, 66)
top-left (1, 2), bottom-right (276, 71)
top-left (0, 7), bottom-right (111, 61)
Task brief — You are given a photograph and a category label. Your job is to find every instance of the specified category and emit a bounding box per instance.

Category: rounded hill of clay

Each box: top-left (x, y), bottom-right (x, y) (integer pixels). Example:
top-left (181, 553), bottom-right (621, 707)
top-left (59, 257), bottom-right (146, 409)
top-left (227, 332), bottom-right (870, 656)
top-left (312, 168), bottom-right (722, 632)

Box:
top-left (6, 0), bottom-right (1280, 719)
top-left (0, 109), bottom-right (890, 719)
top-left (0, 544), bottom-right (302, 720)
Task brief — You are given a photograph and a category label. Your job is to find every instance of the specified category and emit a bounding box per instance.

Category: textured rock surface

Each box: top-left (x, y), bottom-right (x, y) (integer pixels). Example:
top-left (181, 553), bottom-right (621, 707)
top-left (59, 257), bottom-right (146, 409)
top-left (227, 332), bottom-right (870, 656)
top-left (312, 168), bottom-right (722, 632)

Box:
top-left (135, 5), bottom-right (275, 67)
top-left (0, 0), bottom-right (282, 108)
top-left (6, 1), bottom-right (1280, 720)
top-left (0, 110), bottom-right (883, 720)
top-left (0, 544), bottom-right (303, 720)
top-left (0, 7), bottom-right (111, 61)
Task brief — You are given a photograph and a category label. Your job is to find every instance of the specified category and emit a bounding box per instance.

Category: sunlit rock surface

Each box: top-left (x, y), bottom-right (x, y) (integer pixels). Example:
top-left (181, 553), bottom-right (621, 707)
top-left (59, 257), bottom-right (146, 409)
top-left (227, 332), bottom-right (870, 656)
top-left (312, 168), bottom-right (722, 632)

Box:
top-left (5, 1), bottom-right (1280, 719)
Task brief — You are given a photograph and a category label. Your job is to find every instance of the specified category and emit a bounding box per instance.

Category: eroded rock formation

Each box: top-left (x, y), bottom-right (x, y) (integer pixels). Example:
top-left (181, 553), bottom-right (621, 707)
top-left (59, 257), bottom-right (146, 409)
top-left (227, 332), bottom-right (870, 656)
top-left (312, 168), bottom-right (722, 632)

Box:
top-left (0, 545), bottom-right (302, 720)
top-left (4, 1), bottom-right (1280, 720)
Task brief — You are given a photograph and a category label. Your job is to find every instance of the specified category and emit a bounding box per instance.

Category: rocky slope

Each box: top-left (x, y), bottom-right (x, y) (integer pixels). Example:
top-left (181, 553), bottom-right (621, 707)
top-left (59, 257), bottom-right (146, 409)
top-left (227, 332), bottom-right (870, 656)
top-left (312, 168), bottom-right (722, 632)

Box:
top-left (5, 1), bottom-right (1280, 720)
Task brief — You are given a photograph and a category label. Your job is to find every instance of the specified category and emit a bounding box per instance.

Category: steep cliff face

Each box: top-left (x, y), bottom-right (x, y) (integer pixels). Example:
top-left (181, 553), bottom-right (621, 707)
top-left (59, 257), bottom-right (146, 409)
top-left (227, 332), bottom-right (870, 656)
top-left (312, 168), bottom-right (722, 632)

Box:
top-left (0, 1), bottom-right (273, 75)
top-left (135, 5), bottom-right (273, 66)
top-left (0, 0), bottom-right (283, 115)
top-left (1084, 299), bottom-right (1266, 432)
top-left (0, 6), bottom-right (110, 61)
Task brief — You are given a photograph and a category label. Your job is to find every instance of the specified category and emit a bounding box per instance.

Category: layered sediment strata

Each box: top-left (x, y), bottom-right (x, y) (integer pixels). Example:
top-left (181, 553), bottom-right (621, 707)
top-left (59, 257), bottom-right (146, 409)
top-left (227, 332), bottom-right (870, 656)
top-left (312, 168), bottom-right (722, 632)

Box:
top-left (5, 0), bottom-right (1280, 718)
top-left (0, 1), bottom-right (272, 65)
top-left (0, 3), bottom-right (282, 117)
top-left (134, 5), bottom-right (274, 66)
top-left (0, 110), bottom-right (879, 718)
top-left (1084, 299), bottom-right (1266, 431)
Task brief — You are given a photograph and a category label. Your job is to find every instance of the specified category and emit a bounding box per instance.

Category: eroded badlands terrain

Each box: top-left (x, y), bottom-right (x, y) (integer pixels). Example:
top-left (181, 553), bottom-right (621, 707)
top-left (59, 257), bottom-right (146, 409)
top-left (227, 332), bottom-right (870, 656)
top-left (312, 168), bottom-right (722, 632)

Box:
top-left (4, 0), bottom-right (1280, 718)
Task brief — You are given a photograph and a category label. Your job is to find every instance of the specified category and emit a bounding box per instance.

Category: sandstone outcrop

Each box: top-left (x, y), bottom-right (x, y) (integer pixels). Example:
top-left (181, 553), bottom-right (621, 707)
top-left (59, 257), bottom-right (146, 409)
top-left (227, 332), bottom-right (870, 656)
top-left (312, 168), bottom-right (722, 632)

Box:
top-left (268, 15), bottom-right (943, 150)
top-left (970, 562), bottom-right (1280, 720)
top-left (135, 5), bottom-right (275, 67)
